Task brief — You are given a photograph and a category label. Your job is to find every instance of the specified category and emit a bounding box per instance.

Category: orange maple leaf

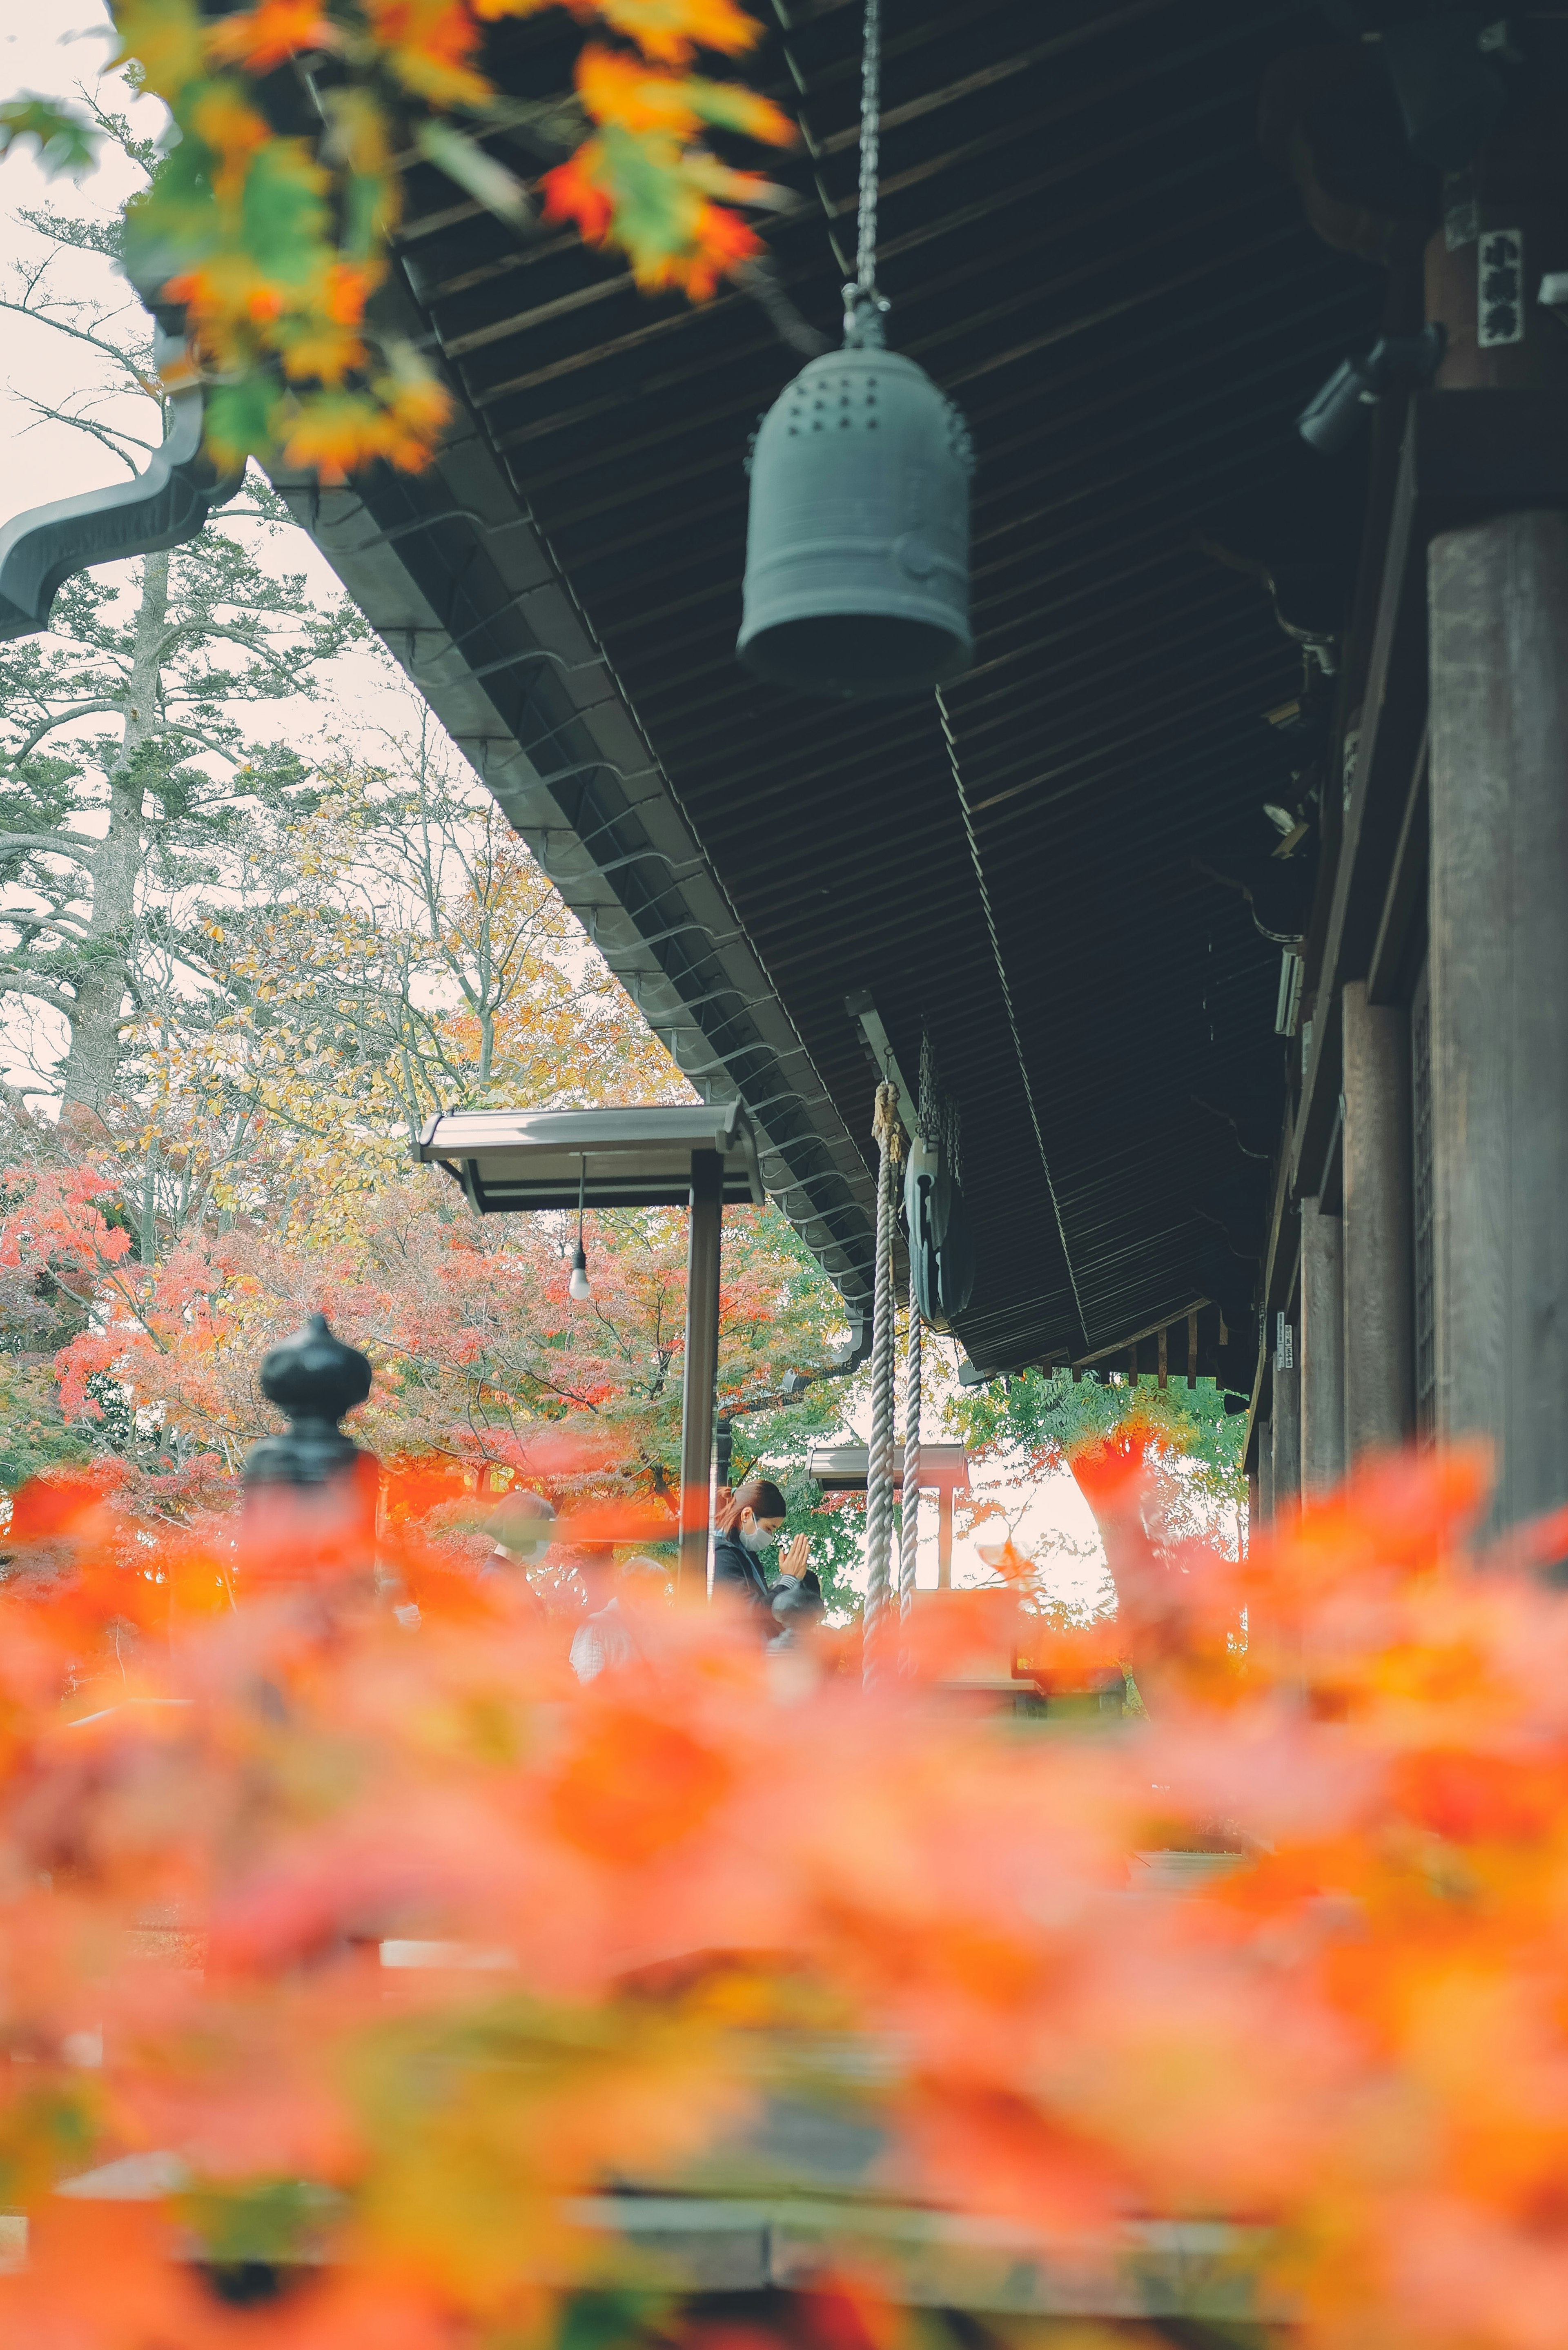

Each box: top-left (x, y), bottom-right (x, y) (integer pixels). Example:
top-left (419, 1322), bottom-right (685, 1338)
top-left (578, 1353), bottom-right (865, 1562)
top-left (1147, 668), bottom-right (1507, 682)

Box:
top-left (473, 0), bottom-right (764, 68)
top-left (206, 0), bottom-right (342, 72)
top-left (540, 152), bottom-right (615, 243)
top-left (363, 0), bottom-right (493, 107)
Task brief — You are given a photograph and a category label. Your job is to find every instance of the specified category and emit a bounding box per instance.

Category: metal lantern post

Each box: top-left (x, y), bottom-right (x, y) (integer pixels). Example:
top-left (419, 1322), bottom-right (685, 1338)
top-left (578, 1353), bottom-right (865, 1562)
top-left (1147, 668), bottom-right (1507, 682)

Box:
top-left (416, 1105), bottom-right (763, 1590)
top-left (243, 1312), bottom-right (374, 1498)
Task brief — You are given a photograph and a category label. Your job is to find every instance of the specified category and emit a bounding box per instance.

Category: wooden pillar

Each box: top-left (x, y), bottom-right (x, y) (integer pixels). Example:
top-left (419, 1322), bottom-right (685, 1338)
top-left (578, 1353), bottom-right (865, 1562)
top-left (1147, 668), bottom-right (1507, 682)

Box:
top-left (1428, 510), bottom-right (1568, 1531)
top-left (1271, 1332), bottom-right (1301, 1526)
top-left (1300, 1199), bottom-right (1346, 1492)
top-left (1342, 980), bottom-right (1414, 1458)
top-left (936, 1485), bottom-right (953, 1589)
top-left (1256, 1423), bottom-right (1274, 1526)
top-left (679, 1149), bottom-right (724, 1589)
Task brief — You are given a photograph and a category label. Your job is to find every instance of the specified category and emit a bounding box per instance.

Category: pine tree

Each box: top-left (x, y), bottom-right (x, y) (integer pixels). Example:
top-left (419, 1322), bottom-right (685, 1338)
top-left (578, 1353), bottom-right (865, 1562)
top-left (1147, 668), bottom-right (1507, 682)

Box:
top-left (0, 93), bottom-right (363, 1128)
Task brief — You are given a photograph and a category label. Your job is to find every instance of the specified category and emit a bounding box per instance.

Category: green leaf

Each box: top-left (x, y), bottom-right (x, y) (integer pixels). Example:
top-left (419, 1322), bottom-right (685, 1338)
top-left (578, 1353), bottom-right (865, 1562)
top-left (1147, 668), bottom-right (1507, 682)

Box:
top-left (240, 139), bottom-right (331, 285)
top-left (124, 136), bottom-right (220, 299)
top-left (204, 378), bottom-right (281, 472)
top-left (0, 98), bottom-right (101, 180)
top-left (178, 2176), bottom-right (345, 2266)
top-left (594, 124), bottom-right (695, 269)
top-left (416, 120), bottom-right (535, 233)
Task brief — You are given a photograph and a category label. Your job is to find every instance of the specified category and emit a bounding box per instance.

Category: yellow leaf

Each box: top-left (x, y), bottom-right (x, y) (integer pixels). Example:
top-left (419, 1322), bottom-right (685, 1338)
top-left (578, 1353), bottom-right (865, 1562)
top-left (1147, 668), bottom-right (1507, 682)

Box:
top-left (111, 0), bottom-right (206, 100)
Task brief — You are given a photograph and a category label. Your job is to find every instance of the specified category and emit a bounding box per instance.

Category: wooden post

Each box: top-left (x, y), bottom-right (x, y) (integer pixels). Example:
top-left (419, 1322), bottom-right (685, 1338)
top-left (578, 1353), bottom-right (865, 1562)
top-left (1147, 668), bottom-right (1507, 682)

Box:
top-left (1300, 1198), bottom-right (1346, 1492)
top-left (1157, 1325), bottom-right (1168, 1389)
top-left (1256, 1422), bottom-right (1274, 1525)
top-left (1128, 1346), bottom-right (1139, 1388)
top-left (1342, 980), bottom-right (1414, 1459)
top-left (1428, 510), bottom-right (1568, 1530)
top-left (679, 1149), bottom-right (724, 1590)
top-left (1187, 1309), bottom-right (1198, 1390)
top-left (936, 1484), bottom-right (953, 1588)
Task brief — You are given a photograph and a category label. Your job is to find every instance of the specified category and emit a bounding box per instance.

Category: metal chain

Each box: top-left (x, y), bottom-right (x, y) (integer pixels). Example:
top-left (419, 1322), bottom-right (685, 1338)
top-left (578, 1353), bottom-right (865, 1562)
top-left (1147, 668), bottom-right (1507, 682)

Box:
top-left (900, 1257), bottom-right (921, 1625)
top-left (855, 0), bottom-right (882, 297)
top-left (862, 1080), bottom-right (900, 1682)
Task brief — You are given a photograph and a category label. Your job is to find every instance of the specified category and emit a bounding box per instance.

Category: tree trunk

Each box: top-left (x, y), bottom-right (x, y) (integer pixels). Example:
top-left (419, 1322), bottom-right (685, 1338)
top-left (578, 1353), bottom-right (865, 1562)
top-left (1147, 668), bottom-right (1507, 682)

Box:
top-left (60, 550), bottom-right (168, 1121)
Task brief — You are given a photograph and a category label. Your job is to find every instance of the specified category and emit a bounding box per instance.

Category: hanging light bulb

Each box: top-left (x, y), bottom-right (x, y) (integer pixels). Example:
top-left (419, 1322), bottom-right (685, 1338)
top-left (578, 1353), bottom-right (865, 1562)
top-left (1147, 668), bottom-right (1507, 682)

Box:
top-left (735, 0), bottom-right (973, 697)
top-left (569, 1158), bottom-right (592, 1301)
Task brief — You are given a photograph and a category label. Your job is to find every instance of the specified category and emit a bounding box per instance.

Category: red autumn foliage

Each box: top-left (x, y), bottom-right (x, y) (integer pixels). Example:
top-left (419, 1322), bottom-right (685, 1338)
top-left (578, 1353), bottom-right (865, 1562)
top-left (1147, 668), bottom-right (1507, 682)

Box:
top-left (0, 1432), bottom-right (1563, 2348)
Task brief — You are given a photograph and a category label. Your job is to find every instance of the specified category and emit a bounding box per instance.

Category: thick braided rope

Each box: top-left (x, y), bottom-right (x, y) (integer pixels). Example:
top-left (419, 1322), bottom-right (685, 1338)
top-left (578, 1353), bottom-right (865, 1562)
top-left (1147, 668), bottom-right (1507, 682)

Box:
top-left (855, 0), bottom-right (882, 296)
top-left (862, 1080), bottom-right (900, 1681)
top-left (899, 1260), bottom-right (921, 1624)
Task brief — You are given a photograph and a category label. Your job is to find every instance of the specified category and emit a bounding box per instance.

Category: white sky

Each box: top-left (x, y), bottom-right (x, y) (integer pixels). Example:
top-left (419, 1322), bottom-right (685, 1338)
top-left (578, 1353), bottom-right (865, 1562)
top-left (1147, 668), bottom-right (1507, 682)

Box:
top-left (0, 9), bottom-right (1114, 1606)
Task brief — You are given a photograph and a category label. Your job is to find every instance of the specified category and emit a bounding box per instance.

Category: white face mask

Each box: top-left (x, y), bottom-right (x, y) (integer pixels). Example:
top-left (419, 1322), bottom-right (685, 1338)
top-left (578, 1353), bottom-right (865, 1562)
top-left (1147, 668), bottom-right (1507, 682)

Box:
top-left (740, 1521), bottom-right (780, 1555)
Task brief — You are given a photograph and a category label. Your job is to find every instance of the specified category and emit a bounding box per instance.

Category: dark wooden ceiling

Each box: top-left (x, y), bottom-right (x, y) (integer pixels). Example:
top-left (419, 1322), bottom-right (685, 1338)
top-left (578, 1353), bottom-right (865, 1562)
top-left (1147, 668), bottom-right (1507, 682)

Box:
top-left (382, 0), bottom-right (1385, 1389)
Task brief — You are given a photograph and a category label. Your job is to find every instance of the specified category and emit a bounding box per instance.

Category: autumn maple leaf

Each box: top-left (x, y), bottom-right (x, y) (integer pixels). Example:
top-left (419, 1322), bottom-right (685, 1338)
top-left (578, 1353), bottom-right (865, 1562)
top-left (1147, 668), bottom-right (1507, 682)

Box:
top-left (206, 0), bottom-right (343, 71)
top-left (474, 0), bottom-right (766, 68)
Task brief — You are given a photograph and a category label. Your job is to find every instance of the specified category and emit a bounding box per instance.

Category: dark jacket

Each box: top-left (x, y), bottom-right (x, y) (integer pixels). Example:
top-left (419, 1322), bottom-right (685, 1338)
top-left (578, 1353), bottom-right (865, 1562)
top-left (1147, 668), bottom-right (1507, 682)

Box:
top-left (771, 1569), bottom-right (823, 1631)
top-left (711, 1528), bottom-right (775, 1614)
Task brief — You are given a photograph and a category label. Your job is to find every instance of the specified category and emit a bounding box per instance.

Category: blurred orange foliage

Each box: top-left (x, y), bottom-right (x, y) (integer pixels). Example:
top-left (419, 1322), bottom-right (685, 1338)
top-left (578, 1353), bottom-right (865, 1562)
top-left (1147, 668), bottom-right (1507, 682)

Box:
top-left (96, 0), bottom-right (795, 481)
top-left (0, 1433), bottom-right (1565, 2349)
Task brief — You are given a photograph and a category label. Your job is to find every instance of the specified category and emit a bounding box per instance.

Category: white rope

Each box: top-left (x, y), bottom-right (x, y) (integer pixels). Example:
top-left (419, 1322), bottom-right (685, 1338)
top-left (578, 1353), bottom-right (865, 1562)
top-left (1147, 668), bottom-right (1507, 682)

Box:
top-left (862, 1080), bottom-right (901, 1681)
top-left (900, 1256), bottom-right (921, 1624)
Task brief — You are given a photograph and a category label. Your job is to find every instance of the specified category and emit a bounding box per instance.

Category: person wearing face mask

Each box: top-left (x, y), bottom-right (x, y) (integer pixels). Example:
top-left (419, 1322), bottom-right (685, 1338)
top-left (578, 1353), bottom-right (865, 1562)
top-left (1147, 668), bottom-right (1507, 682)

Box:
top-left (711, 1477), bottom-right (813, 1624)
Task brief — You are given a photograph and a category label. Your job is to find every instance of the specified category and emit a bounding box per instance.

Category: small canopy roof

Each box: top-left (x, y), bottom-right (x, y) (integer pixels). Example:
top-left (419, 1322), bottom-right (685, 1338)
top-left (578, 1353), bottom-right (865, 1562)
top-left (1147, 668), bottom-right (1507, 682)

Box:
top-left (416, 1102), bottom-right (763, 1213)
top-left (807, 1441), bottom-right (969, 1494)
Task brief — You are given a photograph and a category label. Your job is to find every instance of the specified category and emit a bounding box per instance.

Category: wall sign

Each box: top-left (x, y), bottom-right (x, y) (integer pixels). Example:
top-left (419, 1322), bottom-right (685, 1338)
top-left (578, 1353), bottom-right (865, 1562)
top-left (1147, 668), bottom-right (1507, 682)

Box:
top-left (1478, 228), bottom-right (1525, 348)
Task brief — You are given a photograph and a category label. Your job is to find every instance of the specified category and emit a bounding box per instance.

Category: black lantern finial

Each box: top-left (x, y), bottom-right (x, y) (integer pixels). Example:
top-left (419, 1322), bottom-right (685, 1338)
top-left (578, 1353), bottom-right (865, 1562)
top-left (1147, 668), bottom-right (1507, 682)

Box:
top-left (243, 1312), bottom-right (373, 1492)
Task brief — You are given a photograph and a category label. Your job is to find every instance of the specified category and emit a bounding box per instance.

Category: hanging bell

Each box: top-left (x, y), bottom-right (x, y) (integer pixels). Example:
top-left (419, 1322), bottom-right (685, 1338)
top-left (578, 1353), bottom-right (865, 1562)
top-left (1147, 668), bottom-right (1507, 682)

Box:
top-left (737, 314), bottom-right (974, 697)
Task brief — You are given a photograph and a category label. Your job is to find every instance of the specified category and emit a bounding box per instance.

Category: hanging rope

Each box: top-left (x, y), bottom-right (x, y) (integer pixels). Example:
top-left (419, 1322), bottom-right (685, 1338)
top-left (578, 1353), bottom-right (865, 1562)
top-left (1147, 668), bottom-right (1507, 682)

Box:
top-left (862, 1079), bottom-right (902, 1681)
top-left (844, 0), bottom-right (887, 347)
top-left (855, 0), bottom-right (882, 297)
top-left (900, 1258), bottom-right (921, 1625)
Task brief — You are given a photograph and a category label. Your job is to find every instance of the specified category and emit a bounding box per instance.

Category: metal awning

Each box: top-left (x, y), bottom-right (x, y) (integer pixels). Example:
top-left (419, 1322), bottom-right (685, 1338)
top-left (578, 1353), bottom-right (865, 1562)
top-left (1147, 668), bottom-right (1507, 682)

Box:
top-left (807, 1441), bottom-right (969, 1493)
top-left (416, 1103), bottom-right (763, 1212)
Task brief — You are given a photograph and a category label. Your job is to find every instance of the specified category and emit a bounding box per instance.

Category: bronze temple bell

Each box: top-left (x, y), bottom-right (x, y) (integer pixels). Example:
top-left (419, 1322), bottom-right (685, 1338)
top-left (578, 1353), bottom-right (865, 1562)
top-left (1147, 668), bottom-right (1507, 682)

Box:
top-left (736, 303), bottom-right (975, 698)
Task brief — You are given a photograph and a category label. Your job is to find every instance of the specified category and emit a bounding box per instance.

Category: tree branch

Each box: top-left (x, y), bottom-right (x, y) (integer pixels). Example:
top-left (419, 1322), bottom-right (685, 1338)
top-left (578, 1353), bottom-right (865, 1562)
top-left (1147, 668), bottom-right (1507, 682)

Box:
top-left (0, 831), bottom-right (102, 871)
top-left (0, 974), bottom-right (76, 1016)
top-left (0, 701), bottom-right (126, 766)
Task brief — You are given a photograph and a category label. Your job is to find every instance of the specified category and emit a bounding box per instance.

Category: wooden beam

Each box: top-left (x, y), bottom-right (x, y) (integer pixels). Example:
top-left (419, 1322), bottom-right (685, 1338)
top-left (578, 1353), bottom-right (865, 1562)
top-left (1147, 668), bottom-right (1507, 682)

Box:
top-left (1072, 1299), bottom-right (1210, 1372)
top-left (1367, 726), bottom-right (1430, 1006)
top-left (1294, 392), bottom-right (1568, 1199)
top-left (1430, 510), bottom-right (1568, 1531)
